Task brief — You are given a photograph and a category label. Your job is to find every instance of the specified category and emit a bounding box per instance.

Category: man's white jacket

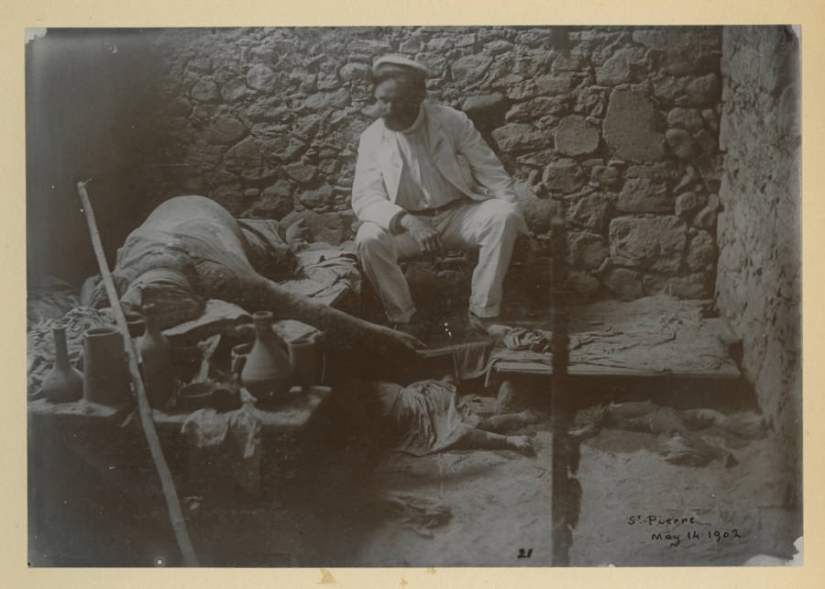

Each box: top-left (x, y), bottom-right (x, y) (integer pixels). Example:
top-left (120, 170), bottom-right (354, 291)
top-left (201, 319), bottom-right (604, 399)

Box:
top-left (352, 103), bottom-right (518, 232)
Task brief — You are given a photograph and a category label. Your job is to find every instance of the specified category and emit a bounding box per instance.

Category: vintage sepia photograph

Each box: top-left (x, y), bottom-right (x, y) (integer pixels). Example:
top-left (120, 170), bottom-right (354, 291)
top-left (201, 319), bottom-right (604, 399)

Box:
top-left (25, 25), bottom-right (801, 568)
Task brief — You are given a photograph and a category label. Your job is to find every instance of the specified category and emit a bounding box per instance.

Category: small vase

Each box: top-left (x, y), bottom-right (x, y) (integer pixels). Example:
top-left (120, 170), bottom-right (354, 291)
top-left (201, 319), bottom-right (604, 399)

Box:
top-left (287, 335), bottom-right (319, 394)
top-left (140, 304), bottom-right (173, 410)
top-left (40, 326), bottom-right (83, 404)
top-left (241, 311), bottom-right (294, 402)
top-left (83, 326), bottom-right (132, 407)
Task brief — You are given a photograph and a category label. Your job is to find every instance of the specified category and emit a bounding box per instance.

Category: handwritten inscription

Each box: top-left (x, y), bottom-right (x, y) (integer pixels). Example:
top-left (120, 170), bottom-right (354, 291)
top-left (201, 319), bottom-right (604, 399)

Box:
top-left (627, 514), bottom-right (744, 548)
top-left (627, 514), bottom-right (697, 526)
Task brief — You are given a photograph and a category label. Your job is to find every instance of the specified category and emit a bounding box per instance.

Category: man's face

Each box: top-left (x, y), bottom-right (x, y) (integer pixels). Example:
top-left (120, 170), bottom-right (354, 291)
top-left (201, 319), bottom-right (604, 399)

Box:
top-left (374, 77), bottom-right (425, 131)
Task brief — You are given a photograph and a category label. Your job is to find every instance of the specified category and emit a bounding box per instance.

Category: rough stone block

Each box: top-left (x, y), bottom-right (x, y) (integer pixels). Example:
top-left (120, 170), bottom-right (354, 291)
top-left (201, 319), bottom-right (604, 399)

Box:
top-left (603, 89), bottom-right (666, 162)
top-left (516, 148), bottom-right (559, 169)
top-left (294, 114), bottom-right (323, 140)
top-left (317, 72), bottom-right (342, 92)
top-left (298, 184), bottom-right (333, 209)
top-left (250, 126), bottom-right (307, 162)
top-left (247, 97), bottom-right (290, 122)
top-left (653, 73), bottom-right (721, 107)
top-left (223, 137), bottom-right (277, 181)
top-left (644, 273), bottom-right (711, 299)
top-left (566, 271), bottom-right (605, 300)
top-left (416, 52), bottom-right (449, 77)
top-left (206, 114), bottom-right (247, 145)
top-left (667, 107), bottom-right (705, 133)
top-left (485, 40), bottom-right (514, 55)
top-left (535, 74), bottom-right (575, 95)
top-left (609, 215), bottom-right (687, 273)
top-left (590, 165), bottom-right (621, 188)
top-left (693, 193), bottom-right (720, 231)
top-left (506, 80), bottom-right (538, 101)
top-left (624, 162), bottom-right (681, 182)
top-left (574, 87), bottom-right (609, 118)
top-left (551, 51), bottom-right (587, 73)
top-left (686, 230), bottom-right (715, 271)
top-left (190, 78), bottom-right (220, 102)
top-left (566, 192), bottom-right (613, 232)
top-left (694, 128), bottom-right (718, 154)
top-left (675, 191), bottom-right (706, 218)
top-left (285, 163), bottom-right (318, 185)
top-left (246, 64), bottom-right (277, 92)
top-left (665, 128), bottom-right (699, 161)
top-left (348, 39), bottom-right (392, 55)
top-left (568, 232), bottom-right (609, 270)
top-left (505, 96), bottom-right (568, 122)
top-left (617, 177), bottom-right (673, 214)
top-left (455, 33), bottom-right (477, 48)
top-left (554, 115), bottom-right (600, 157)
top-left (247, 179), bottom-right (295, 219)
top-left (603, 267), bottom-right (645, 301)
top-left (516, 29), bottom-right (552, 48)
top-left (632, 27), bottom-right (721, 50)
top-left (595, 46), bottom-right (651, 86)
top-left (451, 54), bottom-right (494, 85)
top-left (492, 123), bottom-right (551, 152)
top-left (542, 159), bottom-right (586, 193)
top-left (209, 184), bottom-right (245, 216)
top-left (461, 93), bottom-right (510, 129)
top-left (220, 78), bottom-right (248, 103)
top-left (399, 38), bottom-right (422, 54)
top-left (339, 62), bottom-right (372, 83)
top-left (281, 210), bottom-right (351, 245)
top-left (427, 37), bottom-right (454, 52)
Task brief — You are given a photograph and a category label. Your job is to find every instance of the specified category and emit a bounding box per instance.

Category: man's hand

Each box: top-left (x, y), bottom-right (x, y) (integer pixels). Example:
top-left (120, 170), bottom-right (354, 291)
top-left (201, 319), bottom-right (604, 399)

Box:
top-left (399, 213), bottom-right (442, 254)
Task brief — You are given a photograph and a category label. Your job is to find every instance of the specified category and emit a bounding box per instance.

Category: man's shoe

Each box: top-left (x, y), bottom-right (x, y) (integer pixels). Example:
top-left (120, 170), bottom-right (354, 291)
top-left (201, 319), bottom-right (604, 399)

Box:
top-left (467, 311), bottom-right (504, 336)
top-left (390, 318), bottom-right (429, 341)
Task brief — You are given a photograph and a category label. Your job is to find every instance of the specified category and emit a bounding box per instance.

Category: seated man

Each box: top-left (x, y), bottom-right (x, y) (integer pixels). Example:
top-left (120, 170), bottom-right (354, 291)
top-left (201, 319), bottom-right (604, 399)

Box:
top-left (352, 55), bottom-right (529, 334)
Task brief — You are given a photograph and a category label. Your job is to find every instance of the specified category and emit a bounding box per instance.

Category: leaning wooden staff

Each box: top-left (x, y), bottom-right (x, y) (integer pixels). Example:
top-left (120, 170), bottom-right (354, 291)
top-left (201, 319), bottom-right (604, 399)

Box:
top-left (76, 180), bottom-right (199, 567)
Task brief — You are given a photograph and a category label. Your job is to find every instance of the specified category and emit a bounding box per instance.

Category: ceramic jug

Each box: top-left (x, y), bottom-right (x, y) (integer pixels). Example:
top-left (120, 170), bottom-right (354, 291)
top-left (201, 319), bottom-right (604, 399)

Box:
top-left (40, 326), bottom-right (84, 403)
top-left (140, 304), bottom-right (173, 410)
top-left (287, 335), bottom-right (319, 394)
top-left (83, 326), bottom-right (132, 406)
top-left (240, 311), bottom-right (294, 402)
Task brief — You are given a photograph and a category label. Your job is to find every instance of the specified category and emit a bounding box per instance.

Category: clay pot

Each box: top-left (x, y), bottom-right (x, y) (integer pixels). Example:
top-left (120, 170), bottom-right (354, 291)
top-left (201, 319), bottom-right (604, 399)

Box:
top-left (287, 335), bottom-right (319, 393)
top-left (176, 381), bottom-right (240, 413)
top-left (40, 326), bottom-right (83, 404)
top-left (240, 311), bottom-right (294, 403)
top-left (140, 305), bottom-right (174, 410)
top-left (83, 327), bottom-right (132, 407)
top-left (125, 312), bottom-right (146, 338)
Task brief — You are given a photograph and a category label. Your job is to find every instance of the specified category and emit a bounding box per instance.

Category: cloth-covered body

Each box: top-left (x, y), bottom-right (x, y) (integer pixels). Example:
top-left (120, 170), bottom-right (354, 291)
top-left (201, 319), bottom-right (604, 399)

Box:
top-left (352, 103), bottom-right (528, 323)
top-left (340, 378), bottom-right (480, 457)
top-left (80, 195), bottom-right (421, 362)
top-left (82, 195), bottom-right (296, 325)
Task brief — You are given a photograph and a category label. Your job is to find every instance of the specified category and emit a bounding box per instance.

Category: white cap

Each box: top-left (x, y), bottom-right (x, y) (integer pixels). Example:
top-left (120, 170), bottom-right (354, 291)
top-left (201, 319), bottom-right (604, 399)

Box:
top-left (373, 54), bottom-right (430, 78)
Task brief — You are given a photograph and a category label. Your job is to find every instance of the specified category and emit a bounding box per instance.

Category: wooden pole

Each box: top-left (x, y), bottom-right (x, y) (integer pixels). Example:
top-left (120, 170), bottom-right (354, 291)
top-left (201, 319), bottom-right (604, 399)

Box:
top-left (550, 212), bottom-right (575, 566)
top-left (76, 180), bottom-right (199, 567)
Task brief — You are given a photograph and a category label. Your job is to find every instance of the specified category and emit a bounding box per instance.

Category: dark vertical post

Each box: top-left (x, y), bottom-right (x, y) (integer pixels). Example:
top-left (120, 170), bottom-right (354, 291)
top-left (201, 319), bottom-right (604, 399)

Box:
top-left (550, 213), bottom-right (575, 566)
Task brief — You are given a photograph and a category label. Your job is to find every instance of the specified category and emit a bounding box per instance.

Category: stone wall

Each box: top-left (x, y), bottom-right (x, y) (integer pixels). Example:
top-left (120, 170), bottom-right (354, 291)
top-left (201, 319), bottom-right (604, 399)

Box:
top-left (142, 26), bottom-right (725, 301)
top-left (716, 26), bottom-right (801, 504)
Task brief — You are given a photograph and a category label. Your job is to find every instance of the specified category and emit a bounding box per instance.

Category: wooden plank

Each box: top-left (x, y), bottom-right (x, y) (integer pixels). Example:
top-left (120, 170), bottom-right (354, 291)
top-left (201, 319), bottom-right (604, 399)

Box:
top-left (493, 360), bottom-right (741, 379)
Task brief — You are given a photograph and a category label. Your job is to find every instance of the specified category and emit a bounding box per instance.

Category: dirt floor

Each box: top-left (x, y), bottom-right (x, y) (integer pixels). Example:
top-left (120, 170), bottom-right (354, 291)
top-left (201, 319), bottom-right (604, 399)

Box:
top-left (29, 384), bottom-right (801, 568)
top-left (152, 404), bottom-right (796, 568)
